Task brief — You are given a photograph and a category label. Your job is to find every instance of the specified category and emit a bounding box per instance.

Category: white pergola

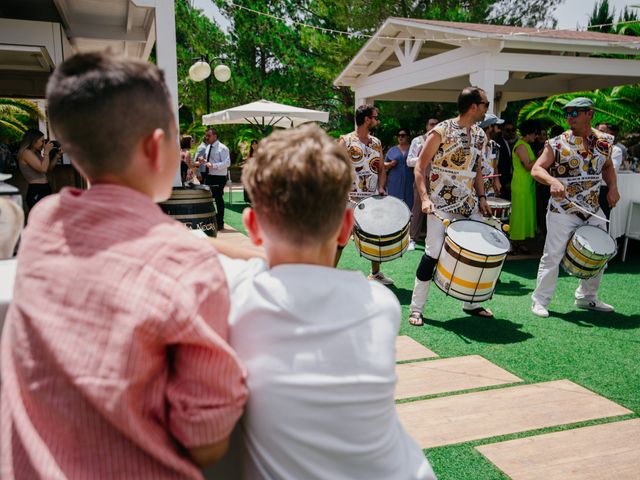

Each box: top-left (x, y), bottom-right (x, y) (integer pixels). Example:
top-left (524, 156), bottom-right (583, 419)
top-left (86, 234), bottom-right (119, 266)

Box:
top-left (0, 0), bottom-right (178, 121)
top-left (335, 18), bottom-right (640, 113)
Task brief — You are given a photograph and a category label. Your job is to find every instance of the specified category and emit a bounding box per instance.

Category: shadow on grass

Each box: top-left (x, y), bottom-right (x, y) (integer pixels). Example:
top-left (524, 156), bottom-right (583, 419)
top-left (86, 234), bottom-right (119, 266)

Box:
top-left (494, 279), bottom-right (530, 296)
top-left (424, 315), bottom-right (533, 345)
top-left (551, 309), bottom-right (640, 330)
top-left (388, 285), bottom-right (413, 305)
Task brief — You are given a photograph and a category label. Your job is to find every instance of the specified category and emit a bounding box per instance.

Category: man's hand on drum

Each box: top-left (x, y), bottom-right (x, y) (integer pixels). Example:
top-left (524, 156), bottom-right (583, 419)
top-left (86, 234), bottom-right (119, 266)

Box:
top-left (421, 197), bottom-right (434, 214)
top-left (377, 186), bottom-right (386, 196)
top-left (479, 197), bottom-right (492, 216)
top-left (549, 179), bottom-right (566, 199)
top-left (607, 187), bottom-right (620, 208)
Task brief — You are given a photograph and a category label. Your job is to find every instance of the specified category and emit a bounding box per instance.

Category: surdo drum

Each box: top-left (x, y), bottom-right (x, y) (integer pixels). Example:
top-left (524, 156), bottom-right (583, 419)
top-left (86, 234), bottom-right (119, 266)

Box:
top-left (434, 219), bottom-right (510, 302)
top-left (353, 195), bottom-right (411, 262)
top-left (561, 225), bottom-right (616, 279)
top-left (487, 197), bottom-right (511, 222)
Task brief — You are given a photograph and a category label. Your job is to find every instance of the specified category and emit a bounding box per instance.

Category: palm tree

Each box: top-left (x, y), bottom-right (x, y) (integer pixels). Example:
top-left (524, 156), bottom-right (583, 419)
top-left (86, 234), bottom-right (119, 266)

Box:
top-left (517, 88), bottom-right (640, 135)
top-left (0, 98), bottom-right (44, 142)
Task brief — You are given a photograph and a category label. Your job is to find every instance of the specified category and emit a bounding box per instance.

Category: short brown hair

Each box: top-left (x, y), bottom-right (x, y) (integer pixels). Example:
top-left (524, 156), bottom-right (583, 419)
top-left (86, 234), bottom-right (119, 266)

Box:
top-left (46, 52), bottom-right (174, 179)
top-left (458, 86), bottom-right (485, 114)
top-left (242, 124), bottom-right (352, 243)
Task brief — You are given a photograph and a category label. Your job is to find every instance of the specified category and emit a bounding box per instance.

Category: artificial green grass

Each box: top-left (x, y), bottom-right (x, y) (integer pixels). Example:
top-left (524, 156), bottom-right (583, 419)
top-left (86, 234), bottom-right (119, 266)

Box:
top-left (223, 194), bottom-right (640, 479)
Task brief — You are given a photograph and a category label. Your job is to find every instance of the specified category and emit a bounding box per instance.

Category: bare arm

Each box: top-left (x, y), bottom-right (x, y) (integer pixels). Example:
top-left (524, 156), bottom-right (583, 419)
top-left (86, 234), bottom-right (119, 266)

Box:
top-left (377, 148), bottom-right (387, 194)
top-left (532, 144), bottom-right (565, 199)
top-left (188, 437), bottom-right (230, 468)
top-left (20, 149), bottom-right (50, 174)
top-left (415, 132), bottom-right (441, 213)
top-left (475, 153), bottom-right (491, 216)
top-left (514, 144), bottom-right (535, 171)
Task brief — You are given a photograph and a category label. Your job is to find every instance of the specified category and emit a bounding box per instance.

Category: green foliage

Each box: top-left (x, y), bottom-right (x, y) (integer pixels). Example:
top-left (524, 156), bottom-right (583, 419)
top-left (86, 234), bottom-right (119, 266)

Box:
top-left (517, 88), bottom-right (640, 137)
top-left (0, 98), bottom-right (44, 143)
top-left (176, 0), bottom-right (564, 154)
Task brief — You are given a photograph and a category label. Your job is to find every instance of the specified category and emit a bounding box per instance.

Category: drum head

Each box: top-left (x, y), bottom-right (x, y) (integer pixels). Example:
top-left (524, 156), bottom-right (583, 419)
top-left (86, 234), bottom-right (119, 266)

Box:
top-left (574, 225), bottom-right (616, 255)
top-left (0, 183), bottom-right (19, 195)
top-left (487, 197), bottom-right (510, 207)
top-left (354, 196), bottom-right (411, 235)
top-left (447, 219), bottom-right (510, 255)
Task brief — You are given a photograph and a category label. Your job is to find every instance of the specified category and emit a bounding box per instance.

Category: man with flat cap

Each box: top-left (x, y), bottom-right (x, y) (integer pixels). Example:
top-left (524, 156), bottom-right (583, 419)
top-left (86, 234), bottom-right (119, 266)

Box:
top-left (478, 113), bottom-right (504, 198)
top-left (530, 97), bottom-right (620, 318)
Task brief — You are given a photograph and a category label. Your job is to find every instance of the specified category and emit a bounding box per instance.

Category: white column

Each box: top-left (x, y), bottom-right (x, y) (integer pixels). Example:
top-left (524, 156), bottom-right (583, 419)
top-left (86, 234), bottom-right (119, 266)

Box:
top-left (469, 69), bottom-right (509, 114)
top-left (133, 0), bottom-right (181, 186)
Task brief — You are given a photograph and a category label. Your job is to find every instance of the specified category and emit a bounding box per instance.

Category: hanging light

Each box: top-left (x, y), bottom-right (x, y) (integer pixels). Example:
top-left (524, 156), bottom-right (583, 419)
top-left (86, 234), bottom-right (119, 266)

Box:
top-left (188, 60), bottom-right (211, 82)
top-left (213, 64), bottom-right (231, 83)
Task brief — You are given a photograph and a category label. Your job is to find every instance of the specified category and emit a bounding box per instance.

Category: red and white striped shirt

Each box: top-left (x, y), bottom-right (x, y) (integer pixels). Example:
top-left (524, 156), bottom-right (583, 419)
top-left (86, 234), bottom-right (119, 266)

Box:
top-left (1, 185), bottom-right (247, 479)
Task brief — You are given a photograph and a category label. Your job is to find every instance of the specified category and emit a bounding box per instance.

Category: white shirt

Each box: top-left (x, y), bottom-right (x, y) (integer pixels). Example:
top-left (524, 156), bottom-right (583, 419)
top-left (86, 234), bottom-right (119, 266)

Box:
top-left (219, 257), bottom-right (435, 480)
top-left (203, 140), bottom-right (231, 176)
top-left (407, 134), bottom-right (426, 168)
top-left (611, 144), bottom-right (623, 171)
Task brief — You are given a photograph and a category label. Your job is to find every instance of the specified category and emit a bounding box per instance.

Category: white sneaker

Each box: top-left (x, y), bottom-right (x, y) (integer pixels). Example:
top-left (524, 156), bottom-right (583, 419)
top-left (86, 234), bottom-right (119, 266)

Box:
top-left (575, 299), bottom-right (615, 312)
top-left (368, 271), bottom-right (394, 286)
top-left (407, 240), bottom-right (416, 251)
top-left (531, 302), bottom-right (549, 318)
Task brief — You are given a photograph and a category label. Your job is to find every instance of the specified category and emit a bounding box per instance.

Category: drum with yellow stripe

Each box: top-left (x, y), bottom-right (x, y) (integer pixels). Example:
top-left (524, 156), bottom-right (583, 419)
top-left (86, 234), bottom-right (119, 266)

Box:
top-left (434, 219), bottom-right (510, 302)
top-left (561, 225), bottom-right (616, 279)
top-left (353, 195), bottom-right (411, 262)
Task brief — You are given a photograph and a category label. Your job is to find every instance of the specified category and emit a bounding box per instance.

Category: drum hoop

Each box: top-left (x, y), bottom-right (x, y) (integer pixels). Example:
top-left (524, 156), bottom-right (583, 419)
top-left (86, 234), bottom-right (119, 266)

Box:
top-left (445, 219), bottom-right (510, 257)
top-left (567, 242), bottom-right (609, 266)
top-left (353, 195), bottom-right (411, 232)
top-left (572, 226), bottom-right (616, 257)
top-left (443, 242), bottom-right (504, 269)
top-left (354, 224), bottom-right (410, 244)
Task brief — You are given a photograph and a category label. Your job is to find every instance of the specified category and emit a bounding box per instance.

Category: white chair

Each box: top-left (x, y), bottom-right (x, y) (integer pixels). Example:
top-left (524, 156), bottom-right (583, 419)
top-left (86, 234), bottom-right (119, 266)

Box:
top-left (622, 201), bottom-right (640, 262)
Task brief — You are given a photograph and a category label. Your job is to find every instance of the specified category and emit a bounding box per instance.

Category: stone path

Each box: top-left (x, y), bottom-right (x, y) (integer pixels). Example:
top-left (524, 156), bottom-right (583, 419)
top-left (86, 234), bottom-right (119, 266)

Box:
top-left (395, 355), bottom-right (521, 400)
top-left (395, 335), bottom-right (438, 362)
top-left (476, 419), bottom-right (640, 480)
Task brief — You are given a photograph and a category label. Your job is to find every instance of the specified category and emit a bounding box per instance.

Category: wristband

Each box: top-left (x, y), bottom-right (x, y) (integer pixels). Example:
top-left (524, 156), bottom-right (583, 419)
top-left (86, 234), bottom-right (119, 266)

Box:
top-left (478, 194), bottom-right (487, 199)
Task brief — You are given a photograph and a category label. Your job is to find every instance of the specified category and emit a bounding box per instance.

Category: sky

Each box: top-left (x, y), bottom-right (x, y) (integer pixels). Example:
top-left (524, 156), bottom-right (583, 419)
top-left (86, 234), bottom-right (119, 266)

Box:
top-left (192, 0), bottom-right (639, 33)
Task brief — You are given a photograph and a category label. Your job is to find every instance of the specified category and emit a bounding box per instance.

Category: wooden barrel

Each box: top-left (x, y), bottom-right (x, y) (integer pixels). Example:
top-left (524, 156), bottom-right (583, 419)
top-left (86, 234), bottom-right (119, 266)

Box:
top-left (158, 186), bottom-right (217, 237)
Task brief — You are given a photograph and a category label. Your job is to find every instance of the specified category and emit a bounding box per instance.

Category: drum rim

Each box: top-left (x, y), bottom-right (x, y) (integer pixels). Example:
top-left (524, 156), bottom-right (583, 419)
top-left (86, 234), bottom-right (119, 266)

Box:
top-left (445, 218), bottom-right (510, 255)
top-left (572, 225), bottom-right (617, 255)
top-left (353, 195), bottom-right (411, 233)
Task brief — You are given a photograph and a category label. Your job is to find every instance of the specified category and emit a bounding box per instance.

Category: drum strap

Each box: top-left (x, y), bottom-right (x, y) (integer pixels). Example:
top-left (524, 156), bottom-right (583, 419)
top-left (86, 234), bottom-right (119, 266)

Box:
top-left (416, 254), bottom-right (438, 282)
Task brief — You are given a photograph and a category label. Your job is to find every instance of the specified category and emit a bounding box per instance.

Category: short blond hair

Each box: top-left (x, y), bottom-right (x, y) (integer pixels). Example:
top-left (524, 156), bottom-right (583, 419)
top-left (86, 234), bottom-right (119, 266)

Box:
top-left (242, 124), bottom-right (352, 243)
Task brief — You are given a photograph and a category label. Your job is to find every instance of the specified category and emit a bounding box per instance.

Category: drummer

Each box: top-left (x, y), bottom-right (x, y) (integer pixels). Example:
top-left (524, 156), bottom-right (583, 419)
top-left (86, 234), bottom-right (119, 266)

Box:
top-left (530, 97), bottom-right (619, 317)
top-left (408, 87), bottom-right (493, 326)
top-left (336, 104), bottom-right (393, 285)
top-left (478, 113), bottom-right (504, 197)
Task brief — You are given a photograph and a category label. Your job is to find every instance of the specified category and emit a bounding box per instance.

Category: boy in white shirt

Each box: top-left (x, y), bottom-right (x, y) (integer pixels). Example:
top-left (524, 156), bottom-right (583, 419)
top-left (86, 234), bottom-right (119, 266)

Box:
top-left (218, 124), bottom-right (435, 480)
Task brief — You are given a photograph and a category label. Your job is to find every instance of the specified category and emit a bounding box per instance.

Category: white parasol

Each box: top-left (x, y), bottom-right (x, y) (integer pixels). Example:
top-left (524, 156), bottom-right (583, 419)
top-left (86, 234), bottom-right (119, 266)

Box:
top-left (202, 99), bottom-right (329, 129)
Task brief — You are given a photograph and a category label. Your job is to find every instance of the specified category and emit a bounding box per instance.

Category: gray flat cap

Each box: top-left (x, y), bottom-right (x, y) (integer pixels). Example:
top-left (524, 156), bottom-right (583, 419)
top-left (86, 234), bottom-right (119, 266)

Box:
top-left (562, 97), bottom-right (594, 109)
top-left (478, 113), bottom-right (505, 129)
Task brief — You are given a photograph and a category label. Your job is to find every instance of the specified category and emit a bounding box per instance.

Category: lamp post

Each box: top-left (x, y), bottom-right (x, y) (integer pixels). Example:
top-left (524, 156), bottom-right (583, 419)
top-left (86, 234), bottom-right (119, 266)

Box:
top-left (188, 55), bottom-right (231, 114)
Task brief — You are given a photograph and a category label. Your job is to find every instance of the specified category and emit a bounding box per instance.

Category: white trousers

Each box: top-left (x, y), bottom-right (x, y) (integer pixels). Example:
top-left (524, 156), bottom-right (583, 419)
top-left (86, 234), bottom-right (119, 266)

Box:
top-left (411, 210), bottom-right (485, 313)
top-left (531, 209), bottom-right (607, 307)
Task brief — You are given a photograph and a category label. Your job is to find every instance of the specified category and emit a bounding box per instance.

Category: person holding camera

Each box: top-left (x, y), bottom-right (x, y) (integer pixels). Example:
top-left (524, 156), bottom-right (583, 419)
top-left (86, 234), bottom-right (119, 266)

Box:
top-left (17, 129), bottom-right (58, 210)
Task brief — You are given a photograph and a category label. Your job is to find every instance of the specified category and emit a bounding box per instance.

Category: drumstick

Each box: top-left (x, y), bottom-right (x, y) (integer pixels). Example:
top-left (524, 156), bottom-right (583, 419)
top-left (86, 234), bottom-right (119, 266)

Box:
top-left (431, 211), bottom-right (451, 227)
top-left (567, 201), bottom-right (610, 223)
top-left (482, 174), bottom-right (502, 179)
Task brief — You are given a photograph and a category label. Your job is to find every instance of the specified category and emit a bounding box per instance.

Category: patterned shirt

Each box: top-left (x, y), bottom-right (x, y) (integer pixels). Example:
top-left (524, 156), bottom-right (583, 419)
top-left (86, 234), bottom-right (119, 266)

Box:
top-left (341, 131), bottom-right (383, 200)
top-left (1, 185), bottom-right (247, 479)
top-left (481, 139), bottom-right (499, 196)
top-left (429, 119), bottom-right (486, 216)
top-left (547, 128), bottom-right (613, 218)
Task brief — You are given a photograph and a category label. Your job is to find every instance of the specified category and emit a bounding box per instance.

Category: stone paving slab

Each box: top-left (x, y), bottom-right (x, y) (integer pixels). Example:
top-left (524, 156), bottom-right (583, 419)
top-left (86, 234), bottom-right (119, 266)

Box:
top-left (395, 355), bottom-right (521, 400)
top-left (396, 380), bottom-right (632, 449)
top-left (476, 419), bottom-right (640, 480)
top-left (395, 336), bottom-right (438, 362)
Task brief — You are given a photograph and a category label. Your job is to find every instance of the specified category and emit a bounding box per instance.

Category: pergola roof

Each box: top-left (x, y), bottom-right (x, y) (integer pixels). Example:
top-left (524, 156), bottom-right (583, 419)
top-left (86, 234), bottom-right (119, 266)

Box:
top-left (335, 18), bottom-right (640, 112)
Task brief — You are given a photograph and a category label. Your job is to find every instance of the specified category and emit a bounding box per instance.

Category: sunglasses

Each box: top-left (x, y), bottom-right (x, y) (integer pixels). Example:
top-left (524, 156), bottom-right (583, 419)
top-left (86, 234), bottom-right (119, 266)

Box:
top-left (564, 109), bottom-right (588, 118)
top-left (398, 133), bottom-right (408, 137)
top-left (477, 101), bottom-right (490, 108)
